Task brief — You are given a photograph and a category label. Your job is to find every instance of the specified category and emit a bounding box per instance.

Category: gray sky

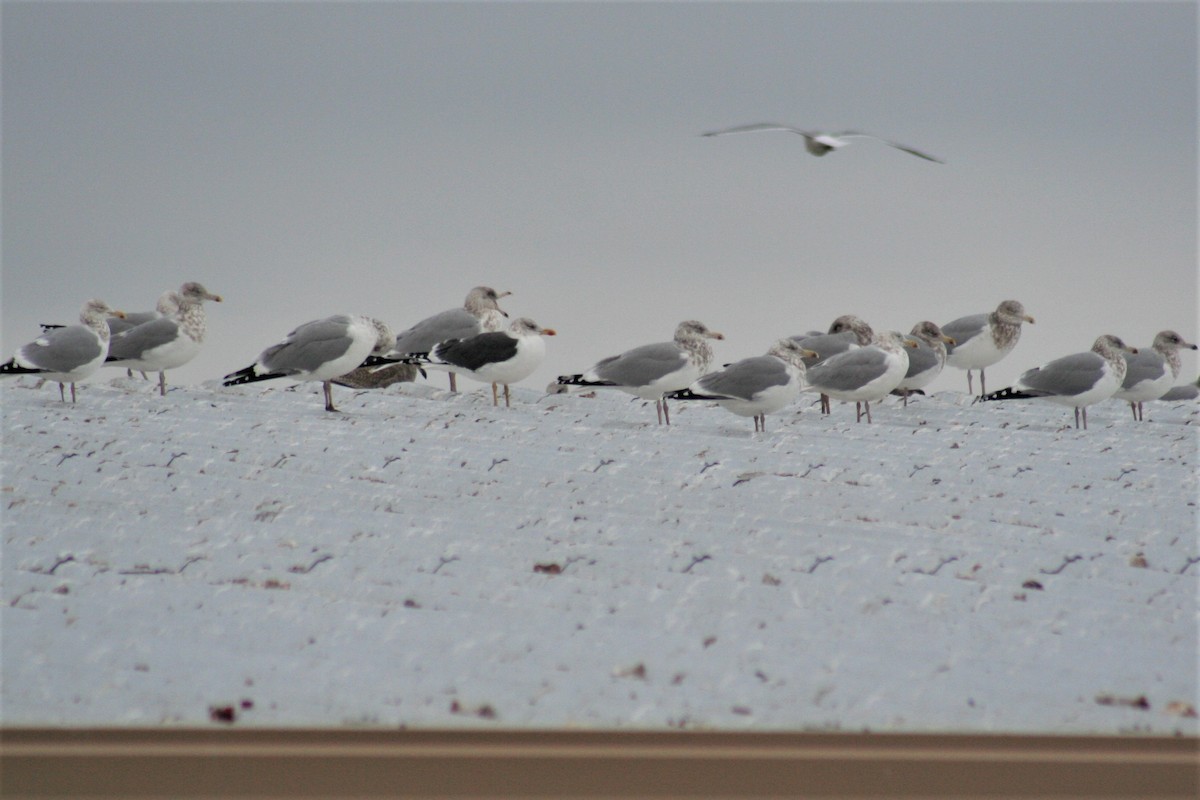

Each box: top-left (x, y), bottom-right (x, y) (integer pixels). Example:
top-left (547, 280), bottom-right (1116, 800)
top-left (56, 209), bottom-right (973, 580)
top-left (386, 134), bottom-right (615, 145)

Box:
top-left (3, 2), bottom-right (1196, 397)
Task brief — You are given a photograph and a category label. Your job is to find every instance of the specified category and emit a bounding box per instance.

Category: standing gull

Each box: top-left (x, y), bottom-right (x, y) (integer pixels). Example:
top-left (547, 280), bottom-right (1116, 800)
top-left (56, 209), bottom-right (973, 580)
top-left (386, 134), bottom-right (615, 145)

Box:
top-left (977, 335), bottom-right (1137, 430)
top-left (335, 286), bottom-right (510, 391)
top-left (111, 291), bottom-right (177, 379)
top-left (667, 339), bottom-right (817, 432)
top-left (804, 329), bottom-right (918, 423)
top-left (106, 282), bottom-right (223, 396)
top-left (942, 300), bottom-right (1036, 396)
top-left (1, 299), bottom-right (126, 402)
top-left (792, 314), bottom-right (876, 414)
top-left (892, 321), bottom-right (956, 405)
top-left (1112, 330), bottom-right (1197, 420)
top-left (557, 320), bottom-right (725, 425)
top-left (370, 317), bottom-right (555, 407)
top-left (1160, 378), bottom-right (1199, 402)
top-left (43, 299), bottom-right (164, 379)
top-left (223, 316), bottom-right (395, 412)
top-left (701, 123), bottom-right (944, 163)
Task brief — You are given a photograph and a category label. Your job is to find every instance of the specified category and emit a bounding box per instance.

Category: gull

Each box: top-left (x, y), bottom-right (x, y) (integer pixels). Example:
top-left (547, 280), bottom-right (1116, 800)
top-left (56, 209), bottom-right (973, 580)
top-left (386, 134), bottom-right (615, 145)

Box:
top-left (977, 335), bottom-right (1137, 430)
top-left (804, 329), bottom-right (918, 423)
top-left (701, 123), bottom-right (944, 163)
top-left (666, 339), bottom-right (818, 432)
top-left (106, 282), bottom-right (223, 396)
top-left (1160, 378), bottom-right (1199, 402)
top-left (336, 286), bottom-right (511, 391)
top-left (43, 299), bottom-right (165, 379)
top-left (1112, 330), bottom-right (1197, 420)
top-left (223, 315), bottom-right (395, 412)
top-left (110, 291), bottom-right (178, 378)
top-left (791, 314), bottom-right (876, 413)
top-left (1, 299), bottom-right (126, 402)
top-left (368, 317), bottom-right (555, 407)
top-left (942, 300), bottom-right (1036, 395)
top-left (557, 320), bottom-right (725, 425)
top-left (892, 321), bottom-right (956, 405)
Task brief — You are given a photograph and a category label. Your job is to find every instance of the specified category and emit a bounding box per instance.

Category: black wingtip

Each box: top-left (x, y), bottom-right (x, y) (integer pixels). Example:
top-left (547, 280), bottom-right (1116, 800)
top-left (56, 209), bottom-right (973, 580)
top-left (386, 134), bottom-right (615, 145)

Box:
top-left (977, 387), bottom-right (1039, 404)
top-left (665, 388), bottom-right (720, 402)
top-left (0, 360), bottom-right (40, 375)
top-left (222, 366), bottom-right (284, 387)
top-left (556, 374), bottom-right (616, 388)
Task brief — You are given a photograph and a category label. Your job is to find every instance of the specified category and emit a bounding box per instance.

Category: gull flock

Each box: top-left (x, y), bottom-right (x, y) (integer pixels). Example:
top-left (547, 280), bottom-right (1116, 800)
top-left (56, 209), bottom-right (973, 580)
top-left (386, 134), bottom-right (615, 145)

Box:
top-left (2, 124), bottom-right (1195, 429)
top-left (2, 285), bottom-right (1195, 432)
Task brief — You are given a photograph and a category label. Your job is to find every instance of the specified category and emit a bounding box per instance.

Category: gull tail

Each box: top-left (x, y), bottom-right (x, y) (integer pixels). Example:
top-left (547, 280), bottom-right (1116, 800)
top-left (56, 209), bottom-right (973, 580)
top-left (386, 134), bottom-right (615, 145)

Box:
top-left (222, 365), bottom-right (285, 387)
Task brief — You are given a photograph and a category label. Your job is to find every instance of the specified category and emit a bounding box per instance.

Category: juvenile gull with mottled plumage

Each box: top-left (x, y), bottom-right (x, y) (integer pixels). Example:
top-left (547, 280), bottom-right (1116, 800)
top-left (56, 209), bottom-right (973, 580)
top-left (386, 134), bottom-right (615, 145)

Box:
top-left (557, 320), bottom-right (725, 425)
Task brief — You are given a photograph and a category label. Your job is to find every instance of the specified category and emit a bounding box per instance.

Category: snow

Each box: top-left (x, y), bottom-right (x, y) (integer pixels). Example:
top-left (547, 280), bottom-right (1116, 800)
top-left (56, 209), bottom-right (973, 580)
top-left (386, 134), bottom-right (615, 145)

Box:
top-left (2, 376), bottom-right (1197, 734)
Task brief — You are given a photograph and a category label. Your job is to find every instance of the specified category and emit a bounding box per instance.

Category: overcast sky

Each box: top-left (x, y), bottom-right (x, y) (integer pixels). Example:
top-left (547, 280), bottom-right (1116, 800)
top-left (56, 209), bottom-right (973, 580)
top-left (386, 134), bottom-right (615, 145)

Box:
top-left (3, 2), bottom-right (1196, 399)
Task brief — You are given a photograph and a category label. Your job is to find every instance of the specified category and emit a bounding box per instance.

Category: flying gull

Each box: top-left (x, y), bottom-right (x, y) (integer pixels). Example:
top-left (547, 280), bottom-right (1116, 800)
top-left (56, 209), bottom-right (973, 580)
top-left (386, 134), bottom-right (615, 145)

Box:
top-left (701, 123), bottom-right (944, 163)
top-left (1, 299), bottom-right (126, 402)
top-left (977, 334), bottom-right (1137, 430)
top-left (223, 315), bottom-right (395, 412)
top-left (942, 300), bottom-right (1036, 395)
top-left (556, 320), bottom-right (725, 425)
top-left (368, 317), bottom-right (555, 407)
top-left (891, 321), bottom-right (956, 405)
top-left (667, 339), bottom-right (817, 432)
top-left (1112, 330), bottom-right (1197, 420)
top-left (804, 328), bottom-right (918, 423)
top-left (336, 286), bottom-right (511, 391)
top-left (106, 282), bottom-right (223, 396)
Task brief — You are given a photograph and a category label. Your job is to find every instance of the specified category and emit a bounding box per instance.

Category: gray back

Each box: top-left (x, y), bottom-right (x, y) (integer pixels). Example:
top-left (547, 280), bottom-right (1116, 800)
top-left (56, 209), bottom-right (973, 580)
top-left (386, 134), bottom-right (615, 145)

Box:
top-left (592, 342), bottom-right (686, 387)
top-left (1019, 352), bottom-right (1105, 397)
top-left (20, 326), bottom-right (102, 373)
top-left (394, 308), bottom-right (480, 354)
top-left (261, 316), bottom-right (355, 374)
top-left (807, 348), bottom-right (888, 392)
top-left (940, 313), bottom-right (987, 356)
top-left (696, 356), bottom-right (789, 400)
